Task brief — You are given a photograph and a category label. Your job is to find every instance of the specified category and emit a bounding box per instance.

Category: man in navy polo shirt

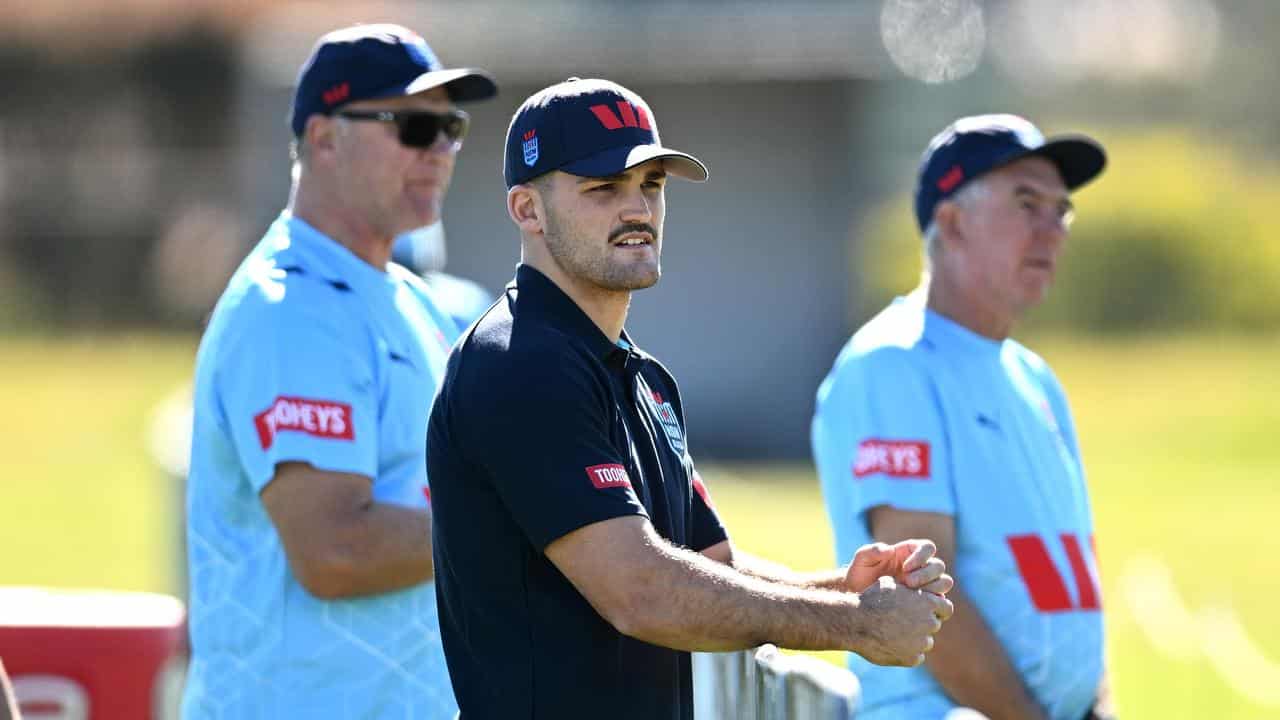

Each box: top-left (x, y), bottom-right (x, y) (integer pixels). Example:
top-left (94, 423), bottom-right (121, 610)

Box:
top-left (427, 78), bottom-right (956, 719)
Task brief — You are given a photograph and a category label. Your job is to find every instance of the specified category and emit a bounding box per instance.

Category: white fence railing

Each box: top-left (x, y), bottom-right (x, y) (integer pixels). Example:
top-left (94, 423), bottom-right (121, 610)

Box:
top-left (693, 645), bottom-right (860, 719)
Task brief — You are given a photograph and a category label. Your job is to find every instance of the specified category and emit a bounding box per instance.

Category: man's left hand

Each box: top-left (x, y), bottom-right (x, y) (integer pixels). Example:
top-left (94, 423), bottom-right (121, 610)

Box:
top-left (845, 539), bottom-right (953, 595)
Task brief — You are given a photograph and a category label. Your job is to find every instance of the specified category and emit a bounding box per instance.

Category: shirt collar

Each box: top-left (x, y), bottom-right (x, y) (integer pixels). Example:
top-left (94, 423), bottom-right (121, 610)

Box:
top-left (911, 293), bottom-right (1005, 357)
top-left (512, 264), bottom-right (633, 362)
top-left (271, 212), bottom-right (398, 299)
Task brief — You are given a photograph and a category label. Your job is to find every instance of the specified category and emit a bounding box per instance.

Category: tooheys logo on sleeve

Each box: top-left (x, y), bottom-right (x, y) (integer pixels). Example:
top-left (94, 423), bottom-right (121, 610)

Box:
top-left (254, 396), bottom-right (354, 450)
top-left (853, 439), bottom-right (930, 480)
top-left (585, 463), bottom-right (632, 490)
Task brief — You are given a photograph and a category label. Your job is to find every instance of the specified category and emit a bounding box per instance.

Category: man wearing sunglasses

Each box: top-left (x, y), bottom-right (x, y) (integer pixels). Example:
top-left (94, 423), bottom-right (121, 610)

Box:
top-left (182, 24), bottom-right (495, 719)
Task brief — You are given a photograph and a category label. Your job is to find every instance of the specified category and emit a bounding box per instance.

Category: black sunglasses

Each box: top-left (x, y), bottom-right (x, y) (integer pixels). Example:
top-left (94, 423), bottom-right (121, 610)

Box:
top-left (336, 108), bottom-right (470, 148)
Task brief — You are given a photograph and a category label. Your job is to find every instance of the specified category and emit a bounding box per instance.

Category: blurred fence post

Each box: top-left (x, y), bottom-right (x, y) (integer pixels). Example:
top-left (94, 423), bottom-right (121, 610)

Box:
top-left (782, 651), bottom-right (861, 720)
top-left (754, 645), bottom-right (790, 719)
top-left (693, 645), bottom-right (860, 719)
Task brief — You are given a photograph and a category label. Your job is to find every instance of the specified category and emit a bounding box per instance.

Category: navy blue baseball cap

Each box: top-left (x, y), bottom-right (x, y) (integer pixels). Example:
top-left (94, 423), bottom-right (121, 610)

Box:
top-left (914, 114), bottom-right (1106, 232)
top-left (504, 78), bottom-right (708, 188)
top-left (290, 24), bottom-right (497, 138)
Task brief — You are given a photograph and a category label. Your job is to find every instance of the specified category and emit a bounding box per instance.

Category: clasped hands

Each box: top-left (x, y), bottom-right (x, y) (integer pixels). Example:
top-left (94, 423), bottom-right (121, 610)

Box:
top-left (844, 539), bottom-right (954, 597)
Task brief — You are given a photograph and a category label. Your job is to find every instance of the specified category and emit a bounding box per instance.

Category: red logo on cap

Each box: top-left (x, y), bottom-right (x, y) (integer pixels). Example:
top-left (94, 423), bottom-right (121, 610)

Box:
top-left (323, 82), bottom-right (351, 106)
top-left (937, 165), bottom-right (964, 193)
top-left (523, 129), bottom-right (536, 141)
top-left (589, 102), bottom-right (652, 131)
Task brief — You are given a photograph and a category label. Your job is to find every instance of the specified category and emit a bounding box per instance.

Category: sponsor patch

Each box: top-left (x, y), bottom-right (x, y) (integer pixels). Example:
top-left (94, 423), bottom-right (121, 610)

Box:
top-left (585, 463), bottom-right (632, 490)
top-left (253, 396), bottom-right (354, 450)
top-left (852, 439), bottom-right (930, 479)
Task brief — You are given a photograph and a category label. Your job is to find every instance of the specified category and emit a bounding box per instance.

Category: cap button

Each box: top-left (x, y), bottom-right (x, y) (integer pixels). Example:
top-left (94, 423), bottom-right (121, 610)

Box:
top-left (566, 76), bottom-right (580, 82)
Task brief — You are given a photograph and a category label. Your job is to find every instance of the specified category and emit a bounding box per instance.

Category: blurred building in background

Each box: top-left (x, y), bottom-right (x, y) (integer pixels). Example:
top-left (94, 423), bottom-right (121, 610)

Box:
top-left (2, 0), bottom-right (1278, 457)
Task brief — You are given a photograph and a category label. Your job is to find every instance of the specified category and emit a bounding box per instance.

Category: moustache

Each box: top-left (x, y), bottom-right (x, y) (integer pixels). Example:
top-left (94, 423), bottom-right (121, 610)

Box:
top-left (608, 223), bottom-right (659, 244)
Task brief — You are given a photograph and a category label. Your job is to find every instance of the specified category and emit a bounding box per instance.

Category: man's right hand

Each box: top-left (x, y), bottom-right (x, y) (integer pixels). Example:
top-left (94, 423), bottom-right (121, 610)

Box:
top-left (852, 576), bottom-right (954, 667)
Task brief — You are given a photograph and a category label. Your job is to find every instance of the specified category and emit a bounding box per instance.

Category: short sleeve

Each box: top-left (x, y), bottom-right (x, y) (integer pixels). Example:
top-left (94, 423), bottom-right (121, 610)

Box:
top-left (687, 464), bottom-right (729, 552)
top-left (214, 296), bottom-right (379, 491)
top-left (812, 347), bottom-right (955, 543)
top-left (454, 344), bottom-right (648, 551)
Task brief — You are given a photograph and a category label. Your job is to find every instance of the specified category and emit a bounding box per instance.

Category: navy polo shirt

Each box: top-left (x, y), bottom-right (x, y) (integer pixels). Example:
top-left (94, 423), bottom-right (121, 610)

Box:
top-left (428, 264), bottom-right (728, 719)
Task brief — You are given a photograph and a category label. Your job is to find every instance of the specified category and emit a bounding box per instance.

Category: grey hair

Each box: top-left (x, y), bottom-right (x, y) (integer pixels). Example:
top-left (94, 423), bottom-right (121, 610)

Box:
top-left (290, 115), bottom-right (354, 168)
top-left (921, 176), bottom-right (990, 275)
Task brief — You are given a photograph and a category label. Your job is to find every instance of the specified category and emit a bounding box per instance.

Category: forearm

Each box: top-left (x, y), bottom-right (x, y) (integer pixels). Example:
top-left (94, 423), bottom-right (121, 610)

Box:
top-left (550, 517), bottom-right (944, 666)
top-left (311, 502), bottom-right (433, 598)
top-left (622, 537), bottom-right (865, 653)
top-left (730, 549), bottom-right (848, 591)
top-left (925, 586), bottom-right (1046, 720)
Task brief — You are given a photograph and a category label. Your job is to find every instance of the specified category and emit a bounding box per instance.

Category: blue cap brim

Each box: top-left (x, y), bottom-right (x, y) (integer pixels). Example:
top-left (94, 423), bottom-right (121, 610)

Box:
top-left (1031, 136), bottom-right (1107, 190)
top-left (992, 136), bottom-right (1106, 191)
top-left (403, 67), bottom-right (498, 102)
top-left (560, 144), bottom-right (709, 183)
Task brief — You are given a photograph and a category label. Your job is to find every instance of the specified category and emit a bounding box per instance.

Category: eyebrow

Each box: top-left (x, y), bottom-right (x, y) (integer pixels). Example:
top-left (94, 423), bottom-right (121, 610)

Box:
top-left (1014, 183), bottom-right (1074, 212)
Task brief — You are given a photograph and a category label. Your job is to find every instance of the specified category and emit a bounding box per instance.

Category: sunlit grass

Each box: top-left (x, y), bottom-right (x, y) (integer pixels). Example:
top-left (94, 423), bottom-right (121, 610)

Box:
top-left (1, 333), bottom-right (1276, 717)
top-left (0, 334), bottom-right (197, 592)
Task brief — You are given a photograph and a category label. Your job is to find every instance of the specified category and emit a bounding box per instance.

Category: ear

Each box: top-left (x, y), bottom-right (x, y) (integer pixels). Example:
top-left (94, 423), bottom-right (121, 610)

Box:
top-left (934, 200), bottom-right (964, 251)
top-left (507, 183), bottom-right (545, 236)
top-left (304, 114), bottom-right (340, 162)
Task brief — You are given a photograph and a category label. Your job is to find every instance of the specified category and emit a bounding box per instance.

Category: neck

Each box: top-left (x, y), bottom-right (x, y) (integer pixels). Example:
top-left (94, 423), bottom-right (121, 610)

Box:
top-left (289, 173), bottom-right (395, 270)
top-left (923, 271), bottom-right (1015, 341)
top-left (523, 254), bottom-right (630, 342)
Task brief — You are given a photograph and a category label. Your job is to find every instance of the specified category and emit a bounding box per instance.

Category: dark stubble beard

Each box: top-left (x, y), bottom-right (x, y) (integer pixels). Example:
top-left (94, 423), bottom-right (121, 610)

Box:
top-left (542, 204), bottom-right (661, 292)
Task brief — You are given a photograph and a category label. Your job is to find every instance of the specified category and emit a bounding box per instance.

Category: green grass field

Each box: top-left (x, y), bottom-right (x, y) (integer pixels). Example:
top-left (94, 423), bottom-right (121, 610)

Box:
top-left (1, 333), bottom-right (1276, 718)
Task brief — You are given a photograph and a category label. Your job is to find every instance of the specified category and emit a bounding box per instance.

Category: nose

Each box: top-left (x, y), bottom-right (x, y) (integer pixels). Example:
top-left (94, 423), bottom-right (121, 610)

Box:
top-left (1031, 219), bottom-right (1068, 263)
top-left (619, 186), bottom-right (654, 224)
top-left (419, 132), bottom-right (460, 156)
top-left (1027, 202), bottom-right (1069, 243)
top-left (1039, 213), bottom-right (1069, 242)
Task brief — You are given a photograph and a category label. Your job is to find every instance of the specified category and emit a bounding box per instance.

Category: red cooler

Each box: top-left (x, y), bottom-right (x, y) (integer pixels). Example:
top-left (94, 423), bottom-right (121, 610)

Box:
top-left (0, 587), bottom-right (186, 720)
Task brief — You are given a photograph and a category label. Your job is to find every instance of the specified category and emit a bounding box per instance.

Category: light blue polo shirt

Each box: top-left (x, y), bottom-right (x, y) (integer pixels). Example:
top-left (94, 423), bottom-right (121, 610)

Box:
top-left (182, 213), bottom-right (459, 719)
top-left (812, 292), bottom-right (1103, 720)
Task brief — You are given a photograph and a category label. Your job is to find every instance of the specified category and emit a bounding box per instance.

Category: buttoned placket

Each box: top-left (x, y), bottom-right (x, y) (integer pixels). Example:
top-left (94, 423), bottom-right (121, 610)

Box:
top-left (603, 347), bottom-right (652, 511)
top-left (617, 350), bottom-right (681, 536)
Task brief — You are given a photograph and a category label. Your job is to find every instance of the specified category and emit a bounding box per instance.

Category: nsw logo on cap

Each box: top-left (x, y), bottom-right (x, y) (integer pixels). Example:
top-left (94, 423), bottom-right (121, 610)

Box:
top-left (522, 129), bottom-right (539, 166)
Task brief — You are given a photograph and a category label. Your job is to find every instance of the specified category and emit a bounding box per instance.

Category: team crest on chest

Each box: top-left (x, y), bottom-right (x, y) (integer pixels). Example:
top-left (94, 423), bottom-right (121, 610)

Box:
top-left (640, 386), bottom-right (686, 456)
